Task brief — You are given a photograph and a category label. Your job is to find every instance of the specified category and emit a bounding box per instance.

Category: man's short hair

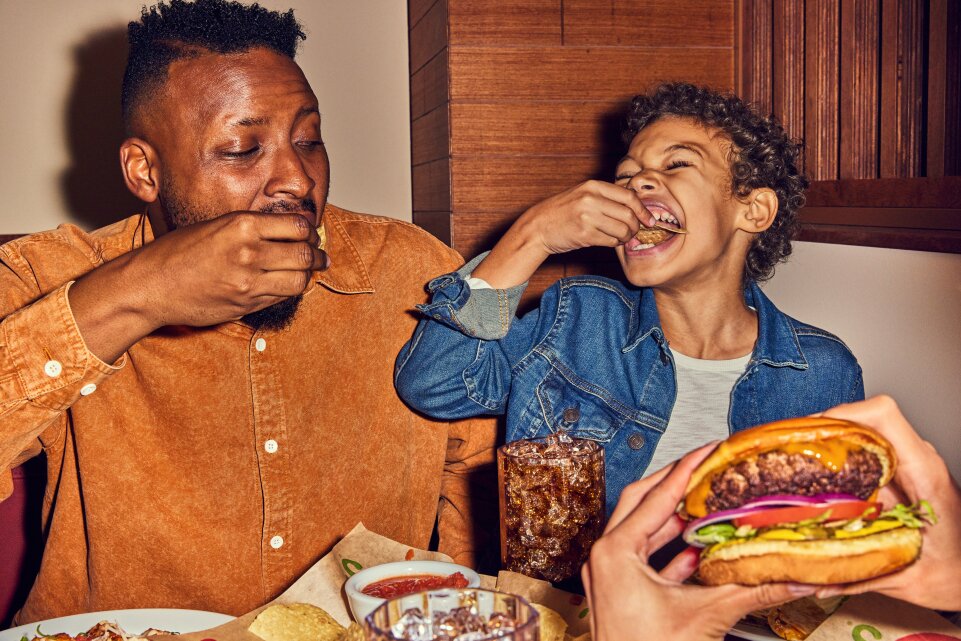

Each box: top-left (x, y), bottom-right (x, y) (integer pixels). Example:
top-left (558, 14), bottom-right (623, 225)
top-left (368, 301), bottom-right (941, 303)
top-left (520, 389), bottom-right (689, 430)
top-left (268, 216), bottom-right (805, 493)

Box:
top-left (122, 0), bottom-right (306, 131)
top-left (623, 82), bottom-right (809, 285)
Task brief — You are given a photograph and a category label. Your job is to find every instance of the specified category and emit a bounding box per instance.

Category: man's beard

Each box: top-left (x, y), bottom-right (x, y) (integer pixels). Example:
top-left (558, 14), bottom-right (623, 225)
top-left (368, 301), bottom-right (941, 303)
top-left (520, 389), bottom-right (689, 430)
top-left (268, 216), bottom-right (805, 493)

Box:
top-left (160, 177), bottom-right (319, 332)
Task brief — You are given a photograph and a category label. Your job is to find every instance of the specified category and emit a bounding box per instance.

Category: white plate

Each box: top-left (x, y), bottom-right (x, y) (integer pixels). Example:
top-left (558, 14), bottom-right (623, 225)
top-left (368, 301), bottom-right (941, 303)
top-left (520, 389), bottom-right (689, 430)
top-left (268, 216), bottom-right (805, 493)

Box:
top-left (729, 618), bottom-right (779, 641)
top-left (0, 609), bottom-right (234, 641)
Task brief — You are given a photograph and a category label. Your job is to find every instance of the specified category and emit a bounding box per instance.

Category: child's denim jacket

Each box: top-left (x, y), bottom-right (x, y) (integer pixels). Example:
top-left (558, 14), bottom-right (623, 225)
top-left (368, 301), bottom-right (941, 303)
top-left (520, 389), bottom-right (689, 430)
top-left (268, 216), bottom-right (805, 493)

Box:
top-left (395, 254), bottom-right (865, 514)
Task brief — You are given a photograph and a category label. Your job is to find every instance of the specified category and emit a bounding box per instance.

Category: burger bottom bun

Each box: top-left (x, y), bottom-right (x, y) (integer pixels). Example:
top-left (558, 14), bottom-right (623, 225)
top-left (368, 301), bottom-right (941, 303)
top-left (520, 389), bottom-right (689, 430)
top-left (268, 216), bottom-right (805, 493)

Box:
top-left (697, 527), bottom-right (922, 586)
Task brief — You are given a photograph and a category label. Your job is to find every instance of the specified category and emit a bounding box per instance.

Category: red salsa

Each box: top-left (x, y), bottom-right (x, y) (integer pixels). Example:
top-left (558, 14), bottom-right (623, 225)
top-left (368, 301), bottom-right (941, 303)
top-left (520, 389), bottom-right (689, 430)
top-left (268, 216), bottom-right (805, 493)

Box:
top-left (361, 571), bottom-right (470, 599)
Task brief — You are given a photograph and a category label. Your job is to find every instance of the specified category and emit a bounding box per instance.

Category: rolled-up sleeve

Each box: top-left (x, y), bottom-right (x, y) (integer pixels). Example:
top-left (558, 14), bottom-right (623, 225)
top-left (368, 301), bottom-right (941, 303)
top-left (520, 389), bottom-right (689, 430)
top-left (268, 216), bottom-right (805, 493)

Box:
top-left (396, 255), bottom-right (561, 422)
top-left (415, 252), bottom-right (528, 341)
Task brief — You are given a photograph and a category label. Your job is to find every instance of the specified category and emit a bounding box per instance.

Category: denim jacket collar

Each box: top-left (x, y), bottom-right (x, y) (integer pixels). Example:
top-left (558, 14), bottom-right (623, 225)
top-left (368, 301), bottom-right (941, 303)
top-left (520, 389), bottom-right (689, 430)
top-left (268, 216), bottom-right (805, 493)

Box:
top-left (621, 282), bottom-right (808, 369)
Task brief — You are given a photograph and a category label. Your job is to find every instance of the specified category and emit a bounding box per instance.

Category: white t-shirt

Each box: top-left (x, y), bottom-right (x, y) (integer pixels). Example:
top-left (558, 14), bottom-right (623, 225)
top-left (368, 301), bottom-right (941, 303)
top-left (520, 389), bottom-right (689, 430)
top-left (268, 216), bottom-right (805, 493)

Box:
top-left (643, 350), bottom-right (751, 477)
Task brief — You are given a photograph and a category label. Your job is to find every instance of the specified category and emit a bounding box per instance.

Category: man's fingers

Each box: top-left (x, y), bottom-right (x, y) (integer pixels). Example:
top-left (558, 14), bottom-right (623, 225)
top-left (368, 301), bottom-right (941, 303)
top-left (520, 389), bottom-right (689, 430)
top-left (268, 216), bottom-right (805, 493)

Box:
top-left (256, 241), bottom-right (327, 272)
top-left (244, 212), bottom-right (318, 243)
top-left (252, 270), bottom-right (314, 298)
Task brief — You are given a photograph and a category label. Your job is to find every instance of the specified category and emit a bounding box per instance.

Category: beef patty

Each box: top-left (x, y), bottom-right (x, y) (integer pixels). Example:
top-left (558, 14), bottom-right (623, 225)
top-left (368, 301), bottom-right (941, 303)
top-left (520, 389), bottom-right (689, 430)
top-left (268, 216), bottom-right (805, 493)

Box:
top-left (706, 448), bottom-right (883, 513)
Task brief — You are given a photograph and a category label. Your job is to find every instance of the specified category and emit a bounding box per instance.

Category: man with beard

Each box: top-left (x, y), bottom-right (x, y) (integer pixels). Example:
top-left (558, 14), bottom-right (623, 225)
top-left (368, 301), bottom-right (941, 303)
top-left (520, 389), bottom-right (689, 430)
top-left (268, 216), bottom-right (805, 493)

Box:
top-left (0, 0), bottom-right (496, 622)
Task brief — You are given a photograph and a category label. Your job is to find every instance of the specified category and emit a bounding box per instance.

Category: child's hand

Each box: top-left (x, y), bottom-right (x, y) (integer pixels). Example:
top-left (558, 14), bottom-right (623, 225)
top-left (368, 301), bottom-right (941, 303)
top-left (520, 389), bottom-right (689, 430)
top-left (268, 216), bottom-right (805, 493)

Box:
top-left (520, 180), bottom-right (655, 255)
top-left (471, 181), bottom-right (656, 288)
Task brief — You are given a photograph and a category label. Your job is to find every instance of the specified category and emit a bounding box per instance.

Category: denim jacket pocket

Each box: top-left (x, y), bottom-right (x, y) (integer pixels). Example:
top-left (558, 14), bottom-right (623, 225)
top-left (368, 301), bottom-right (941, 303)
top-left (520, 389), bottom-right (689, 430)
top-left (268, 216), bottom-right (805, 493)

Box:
top-left (534, 361), bottom-right (638, 443)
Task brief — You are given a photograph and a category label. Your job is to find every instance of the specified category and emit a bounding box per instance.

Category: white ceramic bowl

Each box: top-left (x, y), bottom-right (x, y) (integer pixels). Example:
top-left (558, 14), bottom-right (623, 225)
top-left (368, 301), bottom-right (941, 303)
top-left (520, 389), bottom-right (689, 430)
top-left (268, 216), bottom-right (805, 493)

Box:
top-left (343, 560), bottom-right (481, 623)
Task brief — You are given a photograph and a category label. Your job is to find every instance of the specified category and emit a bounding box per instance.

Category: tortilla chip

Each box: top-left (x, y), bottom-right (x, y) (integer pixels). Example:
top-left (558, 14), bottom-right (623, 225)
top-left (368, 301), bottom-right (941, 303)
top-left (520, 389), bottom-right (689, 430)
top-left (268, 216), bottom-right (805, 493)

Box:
top-left (248, 603), bottom-right (345, 641)
top-left (532, 603), bottom-right (568, 641)
top-left (566, 633), bottom-right (592, 641)
top-left (339, 623), bottom-right (366, 641)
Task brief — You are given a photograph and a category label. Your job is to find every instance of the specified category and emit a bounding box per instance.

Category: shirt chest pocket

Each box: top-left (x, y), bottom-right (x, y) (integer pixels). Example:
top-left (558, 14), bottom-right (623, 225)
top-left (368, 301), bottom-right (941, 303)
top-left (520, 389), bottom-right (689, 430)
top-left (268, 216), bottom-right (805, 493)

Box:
top-left (534, 363), bottom-right (641, 443)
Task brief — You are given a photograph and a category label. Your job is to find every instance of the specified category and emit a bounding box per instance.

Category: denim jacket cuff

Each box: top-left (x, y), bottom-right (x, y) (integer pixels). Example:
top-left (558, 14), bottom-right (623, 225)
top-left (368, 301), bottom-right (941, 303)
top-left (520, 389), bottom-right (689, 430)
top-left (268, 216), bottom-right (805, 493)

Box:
top-left (417, 251), bottom-right (528, 340)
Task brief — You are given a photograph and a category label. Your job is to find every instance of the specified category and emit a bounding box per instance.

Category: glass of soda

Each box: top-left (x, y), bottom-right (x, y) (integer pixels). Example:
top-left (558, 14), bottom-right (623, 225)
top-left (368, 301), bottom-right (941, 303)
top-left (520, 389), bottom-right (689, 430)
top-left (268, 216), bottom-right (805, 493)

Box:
top-left (365, 588), bottom-right (539, 641)
top-left (497, 433), bottom-right (606, 583)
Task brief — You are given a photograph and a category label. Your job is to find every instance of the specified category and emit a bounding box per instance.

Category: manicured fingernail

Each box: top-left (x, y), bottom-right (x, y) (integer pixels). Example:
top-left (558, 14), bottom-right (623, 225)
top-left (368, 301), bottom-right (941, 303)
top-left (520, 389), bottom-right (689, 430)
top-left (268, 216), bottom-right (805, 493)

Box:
top-left (323, 252), bottom-right (331, 270)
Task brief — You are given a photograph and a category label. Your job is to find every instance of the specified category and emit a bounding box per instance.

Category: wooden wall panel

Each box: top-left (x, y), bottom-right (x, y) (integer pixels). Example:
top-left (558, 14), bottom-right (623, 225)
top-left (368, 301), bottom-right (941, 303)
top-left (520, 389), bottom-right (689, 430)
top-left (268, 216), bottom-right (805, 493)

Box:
top-left (925, 0), bottom-right (961, 178)
top-left (564, 0), bottom-right (734, 47)
top-left (409, 0), bottom-right (448, 74)
top-left (411, 105), bottom-right (450, 166)
top-left (410, 51), bottom-right (448, 120)
top-left (880, 0), bottom-right (927, 178)
top-left (409, 0), bottom-right (437, 29)
top-left (450, 101), bottom-right (621, 156)
top-left (839, 0), bottom-right (880, 179)
top-left (804, 0), bottom-right (840, 180)
top-left (451, 156), bottom-right (603, 215)
top-left (737, 0), bottom-right (773, 114)
top-left (448, 0), bottom-right (561, 45)
top-left (412, 158), bottom-right (451, 213)
top-left (450, 47), bottom-right (734, 101)
top-left (773, 0), bottom-right (805, 141)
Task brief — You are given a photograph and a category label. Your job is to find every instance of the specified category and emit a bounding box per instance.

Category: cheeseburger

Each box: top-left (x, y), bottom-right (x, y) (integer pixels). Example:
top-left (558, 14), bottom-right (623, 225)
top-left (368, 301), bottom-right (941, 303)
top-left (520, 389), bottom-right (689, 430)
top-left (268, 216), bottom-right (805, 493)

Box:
top-left (679, 416), bottom-right (935, 585)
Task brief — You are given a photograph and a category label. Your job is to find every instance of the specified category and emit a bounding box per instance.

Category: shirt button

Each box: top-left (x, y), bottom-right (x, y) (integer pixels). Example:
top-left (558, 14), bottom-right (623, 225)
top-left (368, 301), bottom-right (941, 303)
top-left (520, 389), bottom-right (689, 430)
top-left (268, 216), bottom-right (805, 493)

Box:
top-left (80, 383), bottom-right (97, 396)
top-left (627, 433), bottom-right (646, 450)
top-left (255, 338), bottom-right (267, 352)
top-left (264, 439), bottom-right (278, 453)
top-left (270, 535), bottom-right (284, 549)
top-left (563, 407), bottom-right (580, 423)
top-left (44, 360), bottom-right (63, 377)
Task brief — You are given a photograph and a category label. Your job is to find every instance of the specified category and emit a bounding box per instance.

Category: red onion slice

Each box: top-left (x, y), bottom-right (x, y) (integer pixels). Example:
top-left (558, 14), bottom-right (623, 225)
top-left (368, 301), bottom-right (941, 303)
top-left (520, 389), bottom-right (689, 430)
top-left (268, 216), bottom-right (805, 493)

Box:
top-left (681, 493), bottom-right (862, 547)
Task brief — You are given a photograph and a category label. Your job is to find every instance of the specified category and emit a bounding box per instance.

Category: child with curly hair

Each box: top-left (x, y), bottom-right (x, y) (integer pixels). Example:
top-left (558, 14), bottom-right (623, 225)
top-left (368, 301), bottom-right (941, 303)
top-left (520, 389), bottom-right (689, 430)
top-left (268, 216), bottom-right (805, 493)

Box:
top-left (395, 83), bottom-right (864, 513)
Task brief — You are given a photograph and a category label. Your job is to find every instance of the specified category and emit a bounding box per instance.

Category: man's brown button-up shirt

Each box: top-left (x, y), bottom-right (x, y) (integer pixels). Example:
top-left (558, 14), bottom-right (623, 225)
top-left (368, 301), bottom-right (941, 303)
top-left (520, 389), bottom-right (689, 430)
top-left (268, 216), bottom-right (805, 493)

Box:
top-left (0, 205), bottom-right (497, 622)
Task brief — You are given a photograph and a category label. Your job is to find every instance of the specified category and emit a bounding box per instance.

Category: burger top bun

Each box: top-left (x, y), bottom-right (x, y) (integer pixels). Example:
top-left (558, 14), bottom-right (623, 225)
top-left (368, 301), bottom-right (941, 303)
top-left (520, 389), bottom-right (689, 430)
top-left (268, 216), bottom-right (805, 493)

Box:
top-left (683, 416), bottom-right (897, 519)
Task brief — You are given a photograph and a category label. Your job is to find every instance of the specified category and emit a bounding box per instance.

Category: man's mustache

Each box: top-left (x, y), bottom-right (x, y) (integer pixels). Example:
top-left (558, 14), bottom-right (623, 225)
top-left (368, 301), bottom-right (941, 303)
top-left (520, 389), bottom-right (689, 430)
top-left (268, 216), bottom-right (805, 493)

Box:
top-left (260, 198), bottom-right (317, 215)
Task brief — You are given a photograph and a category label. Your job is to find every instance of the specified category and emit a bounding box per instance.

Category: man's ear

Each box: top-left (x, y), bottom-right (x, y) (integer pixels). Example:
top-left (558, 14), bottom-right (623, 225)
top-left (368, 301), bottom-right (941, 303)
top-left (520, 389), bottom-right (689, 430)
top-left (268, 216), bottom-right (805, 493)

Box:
top-left (119, 138), bottom-right (160, 203)
top-left (737, 187), bottom-right (779, 233)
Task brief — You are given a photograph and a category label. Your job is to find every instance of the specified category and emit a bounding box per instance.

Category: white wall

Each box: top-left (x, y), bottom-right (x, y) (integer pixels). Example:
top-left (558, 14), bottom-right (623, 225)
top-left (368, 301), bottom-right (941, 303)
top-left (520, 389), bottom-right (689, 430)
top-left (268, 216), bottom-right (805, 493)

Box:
top-left (0, 0), bottom-right (411, 234)
top-left (763, 242), bottom-right (961, 480)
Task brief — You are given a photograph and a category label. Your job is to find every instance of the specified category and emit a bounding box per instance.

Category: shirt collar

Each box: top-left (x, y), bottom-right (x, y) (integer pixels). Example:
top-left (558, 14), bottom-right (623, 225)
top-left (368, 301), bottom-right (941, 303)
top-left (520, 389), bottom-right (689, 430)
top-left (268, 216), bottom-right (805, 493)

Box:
top-left (621, 282), bottom-right (807, 368)
top-left (314, 203), bottom-right (375, 295)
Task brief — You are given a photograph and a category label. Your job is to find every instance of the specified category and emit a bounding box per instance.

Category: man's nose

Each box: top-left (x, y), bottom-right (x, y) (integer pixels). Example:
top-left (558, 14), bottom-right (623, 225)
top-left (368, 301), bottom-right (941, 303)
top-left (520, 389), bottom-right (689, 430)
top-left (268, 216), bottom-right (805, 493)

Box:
top-left (265, 145), bottom-right (316, 199)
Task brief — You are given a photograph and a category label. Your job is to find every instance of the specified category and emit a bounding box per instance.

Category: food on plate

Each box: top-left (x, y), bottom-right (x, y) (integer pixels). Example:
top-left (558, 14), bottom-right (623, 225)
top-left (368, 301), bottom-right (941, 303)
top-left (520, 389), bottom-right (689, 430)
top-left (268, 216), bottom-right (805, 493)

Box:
top-left (531, 603), bottom-right (567, 641)
top-left (360, 571), bottom-right (471, 599)
top-left (248, 603), bottom-right (344, 641)
top-left (19, 621), bottom-right (172, 641)
top-left (764, 595), bottom-right (845, 640)
top-left (679, 416), bottom-right (936, 585)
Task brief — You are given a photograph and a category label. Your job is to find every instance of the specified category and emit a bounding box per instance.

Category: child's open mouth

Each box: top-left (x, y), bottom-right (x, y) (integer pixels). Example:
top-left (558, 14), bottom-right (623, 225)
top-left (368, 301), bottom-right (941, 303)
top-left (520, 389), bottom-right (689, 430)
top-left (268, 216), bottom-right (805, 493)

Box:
top-left (626, 201), bottom-right (687, 251)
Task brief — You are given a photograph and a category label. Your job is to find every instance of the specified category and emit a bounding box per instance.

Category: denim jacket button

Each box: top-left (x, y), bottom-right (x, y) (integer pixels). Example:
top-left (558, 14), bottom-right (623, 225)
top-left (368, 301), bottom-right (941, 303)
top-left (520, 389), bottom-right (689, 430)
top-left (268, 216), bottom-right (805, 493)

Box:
top-left (563, 407), bottom-right (580, 423)
top-left (627, 433), bottom-right (646, 450)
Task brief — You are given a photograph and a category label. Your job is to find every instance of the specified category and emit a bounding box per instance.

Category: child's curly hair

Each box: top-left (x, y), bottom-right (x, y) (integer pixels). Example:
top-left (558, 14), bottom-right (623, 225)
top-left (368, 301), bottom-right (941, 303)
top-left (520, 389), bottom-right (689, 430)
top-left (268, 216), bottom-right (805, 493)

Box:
top-left (623, 82), bottom-right (808, 285)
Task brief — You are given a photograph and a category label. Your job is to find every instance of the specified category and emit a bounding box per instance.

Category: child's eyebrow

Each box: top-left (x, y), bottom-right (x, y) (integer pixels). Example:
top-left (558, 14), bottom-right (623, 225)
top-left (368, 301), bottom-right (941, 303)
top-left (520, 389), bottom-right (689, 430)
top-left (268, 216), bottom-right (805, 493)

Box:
top-left (664, 143), bottom-right (705, 156)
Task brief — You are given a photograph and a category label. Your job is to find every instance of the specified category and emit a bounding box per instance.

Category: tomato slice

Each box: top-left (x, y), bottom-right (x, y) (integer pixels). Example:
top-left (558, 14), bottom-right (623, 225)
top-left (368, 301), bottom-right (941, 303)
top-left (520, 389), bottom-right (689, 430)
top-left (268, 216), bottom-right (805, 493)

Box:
top-left (732, 500), bottom-right (880, 529)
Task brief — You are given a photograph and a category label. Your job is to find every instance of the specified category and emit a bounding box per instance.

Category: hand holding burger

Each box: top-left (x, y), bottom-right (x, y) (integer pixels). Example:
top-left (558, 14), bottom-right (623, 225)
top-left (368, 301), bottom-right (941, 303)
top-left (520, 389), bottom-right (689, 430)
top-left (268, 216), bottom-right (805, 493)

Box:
top-left (582, 443), bottom-right (816, 641)
top-left (813, 395), bottom-right (961, 612)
